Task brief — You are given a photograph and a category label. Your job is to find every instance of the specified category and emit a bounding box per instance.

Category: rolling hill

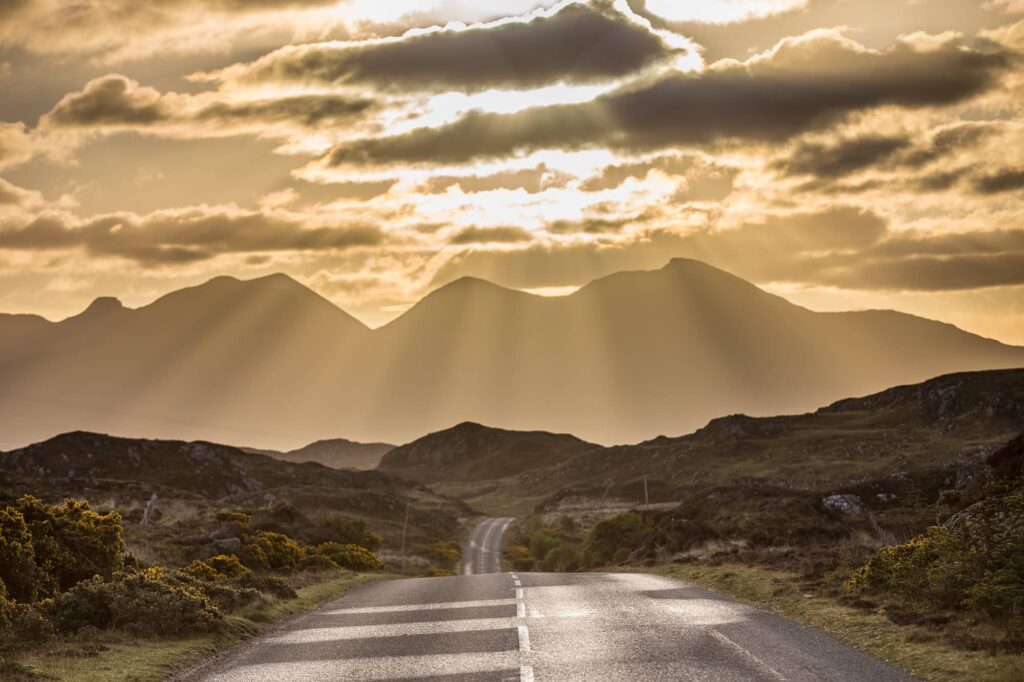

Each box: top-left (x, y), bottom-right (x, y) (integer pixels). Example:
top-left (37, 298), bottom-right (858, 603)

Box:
top-left (252, 438), bottom-right (395, 470)
top-left (2, 259), bottom-right (1023, 449)
top-left (378, 421), bottom-right (600, 483)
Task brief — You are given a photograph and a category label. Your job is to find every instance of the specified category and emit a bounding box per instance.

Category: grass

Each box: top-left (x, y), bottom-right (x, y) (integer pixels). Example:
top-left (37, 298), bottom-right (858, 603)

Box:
top-left (11, 572), bottom-right (391, 682)
top-left (638, 562), bottom-right (1024, 682)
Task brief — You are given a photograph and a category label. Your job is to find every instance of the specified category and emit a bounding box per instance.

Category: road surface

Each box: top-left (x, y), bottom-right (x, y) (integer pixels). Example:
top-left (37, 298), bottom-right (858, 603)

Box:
top-left (462, 517), bottom-right (513, 575)
top-left (179, 518), bottom-right (917, 682)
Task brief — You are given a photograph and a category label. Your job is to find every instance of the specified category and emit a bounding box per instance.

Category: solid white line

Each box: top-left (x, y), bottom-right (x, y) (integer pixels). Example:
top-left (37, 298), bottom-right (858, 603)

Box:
top-left (712, 631), bottom-right (787, 681)
top-left (325, 598), bottom-right (516, 615)
top-left (517, 601), bottom-right (526, 618)
top-left (515, 588), bottom-right (524, 600)
top-left (517, 625), bottom-right (531, 652)
top-left (520, 664), bottom-right (535, 682)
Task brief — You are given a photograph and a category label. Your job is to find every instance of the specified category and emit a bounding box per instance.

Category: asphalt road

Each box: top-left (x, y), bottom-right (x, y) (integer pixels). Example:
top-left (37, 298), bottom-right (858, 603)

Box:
top-left (180, 518), bottom-right (917, 682)
top-left (462, 517), bottom-right (513, 575)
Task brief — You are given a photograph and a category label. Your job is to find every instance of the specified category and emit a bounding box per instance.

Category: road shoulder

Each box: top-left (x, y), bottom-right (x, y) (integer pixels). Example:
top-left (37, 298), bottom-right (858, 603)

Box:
top-left (632, 563), bottom-right (1024, 682)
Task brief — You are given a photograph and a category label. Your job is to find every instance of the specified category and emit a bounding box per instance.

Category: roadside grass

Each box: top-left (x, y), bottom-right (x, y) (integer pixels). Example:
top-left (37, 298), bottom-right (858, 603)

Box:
top-left (11, 572), bottom-right (391, 682)
top-left (636, 562), bottom-right (1024, 682)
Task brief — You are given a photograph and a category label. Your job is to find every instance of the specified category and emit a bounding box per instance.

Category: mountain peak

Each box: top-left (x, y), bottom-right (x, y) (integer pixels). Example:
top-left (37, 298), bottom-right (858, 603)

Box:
top-left (83, 296), bottom-right (125, 315)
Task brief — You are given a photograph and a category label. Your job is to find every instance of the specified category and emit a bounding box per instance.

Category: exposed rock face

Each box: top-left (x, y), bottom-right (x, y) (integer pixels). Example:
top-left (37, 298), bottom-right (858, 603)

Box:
top-left (823, 494), bottom-right (863, 516)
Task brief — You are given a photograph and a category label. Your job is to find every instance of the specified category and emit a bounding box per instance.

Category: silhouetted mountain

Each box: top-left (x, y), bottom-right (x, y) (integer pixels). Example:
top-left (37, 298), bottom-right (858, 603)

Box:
top-left (253, 438), bottom-right (395, 470)
top-left (379, 422), bottom-right (600, 482)
top-left (2, 260), bottom-right (1023, 449)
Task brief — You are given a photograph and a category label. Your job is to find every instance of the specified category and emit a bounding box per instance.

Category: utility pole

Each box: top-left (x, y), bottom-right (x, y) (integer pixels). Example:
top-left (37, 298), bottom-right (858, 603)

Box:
top-left (643, 477), bottom-right (649, 512)
top-left (400, 501), bottom-right (410, 574)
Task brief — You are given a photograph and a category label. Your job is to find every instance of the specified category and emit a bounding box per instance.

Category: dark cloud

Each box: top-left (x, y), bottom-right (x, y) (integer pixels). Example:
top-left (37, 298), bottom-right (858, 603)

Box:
top-left (44, 75), bottom-right (169, 127)
top-left (224, 1), bottom-right (675, 92)
top-left (425, 164), bottom-right (572, 194)
top-left (0, 210), bottom-right (383, 265)
top-left (974, 167), bottom-right (1024, 194)
top-left (773, 135), bottom-right (910, 178)
top-left (43, 74), bottom-right (376, 130)
top-left (821, 253), bottom-right (1024, 291)
top-left (449, 226), bottom-right (534, 244)
top-left (194, 95), bottom-right (376, 127)
top-left (328, 32), bottom-right (1007, 166)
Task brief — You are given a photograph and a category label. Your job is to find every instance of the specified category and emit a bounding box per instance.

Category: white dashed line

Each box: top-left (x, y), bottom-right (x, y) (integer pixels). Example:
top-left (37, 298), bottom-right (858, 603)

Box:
top-left (517, 625), bottom-right (531, 652)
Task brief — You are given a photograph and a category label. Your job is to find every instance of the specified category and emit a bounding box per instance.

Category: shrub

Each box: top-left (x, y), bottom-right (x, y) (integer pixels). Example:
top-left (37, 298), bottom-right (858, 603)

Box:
top-left (235, 573), bottom-right (297, 600)
top-left (297, 554), bottom-right (340, 572)
top-left (850, 492), bottom-right (1024, 643)
top-left (584, 512), bottom-right (644, 567)
top-left (0, 507), bottom-right (39, 602)
top-left (195, 582), bottom-right (261, 612)
top-left (180, 560), bottom-right (224, 583)
top-left (15, 496), bottom-right (125, 597)
top-left (316, 543), bottom-right (383, 572)
top-left (240, 531), bottom-right (305, 572)
top-left (540, 546), bottom-right (581, 573)
top-left (0, 595), bottom-right (52, 645)
top-left (315, 516), bottom-right (382, 551)
top-left (205, 554), bottom-right (250, 579)
top-left (215, 511), bottom-right (251, 526)
top-left (47, 571), bottom-right (222, 636)
top-left (505, 544), bottom-right (534, 571)
top-left (424, 540), bottom-right (460, 566)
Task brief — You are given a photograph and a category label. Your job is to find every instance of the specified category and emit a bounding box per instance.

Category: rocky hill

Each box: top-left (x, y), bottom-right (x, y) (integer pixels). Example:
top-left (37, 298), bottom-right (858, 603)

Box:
top-left (460, 368), bottom-right (1024, 514)
top-left (0, 431), bottom-right (466, 550)
top-left (378, 421), bottom-right (601, 483)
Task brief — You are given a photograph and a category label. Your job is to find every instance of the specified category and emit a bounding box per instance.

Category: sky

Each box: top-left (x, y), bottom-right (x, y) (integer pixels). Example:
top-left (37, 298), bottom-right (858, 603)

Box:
top-left (1, 0), bottom-right (1023, 343)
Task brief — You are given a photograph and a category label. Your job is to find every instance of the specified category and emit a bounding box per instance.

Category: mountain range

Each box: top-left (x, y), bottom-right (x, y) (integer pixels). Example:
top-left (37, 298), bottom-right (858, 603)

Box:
top-left (2, 258), bottom-right (1023, 449)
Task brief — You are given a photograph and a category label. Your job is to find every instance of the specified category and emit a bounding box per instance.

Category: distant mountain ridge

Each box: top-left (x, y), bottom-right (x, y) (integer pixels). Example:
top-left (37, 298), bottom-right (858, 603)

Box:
top-left (379, 422), bottom-right (600, 482)
top-left (2, 258), bottom-right (1023, 449)
top-left (249, 438), bottom-right (395, 470)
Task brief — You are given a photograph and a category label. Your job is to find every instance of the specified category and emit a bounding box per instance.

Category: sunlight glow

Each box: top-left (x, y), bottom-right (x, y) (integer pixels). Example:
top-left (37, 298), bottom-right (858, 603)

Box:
top-left (645, 0), bottom-right (808, 24)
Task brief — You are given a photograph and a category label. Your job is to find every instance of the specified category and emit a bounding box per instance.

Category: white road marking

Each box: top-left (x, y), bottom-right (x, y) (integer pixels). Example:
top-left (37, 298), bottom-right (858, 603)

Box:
top-left (265, 618), bottom-right (518, 644)
top-left (206, 653), bottom-right (522, 682)
top-left (515, 588), bottom-right (524, 600)
top-left (324, 598), bottom-right (516, 615)
top-left (517, 625), bottom-right (531, 653)
top-left (517, 601), bottom-right (526, 618)
top-left (513, 579), bottom-right (522, 587)
top-left (712, 630), bottom-right (787, 681)
top-left (520, 664), bottom-right (535, 682)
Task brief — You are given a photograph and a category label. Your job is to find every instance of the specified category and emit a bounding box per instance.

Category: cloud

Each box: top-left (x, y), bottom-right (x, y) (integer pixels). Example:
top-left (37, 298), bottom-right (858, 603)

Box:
top-left (0, 0), bottom-right (345, 62)
top-left (973, 167), bottom-right (1024, 194)
top-left (424, 164), bottom-right (572, 194)
top-left (211, 1), bottom-right (679, 92)
top-left (449, 226), bottom-right (534, 244)
top-left (773, 135), bottom-right (911, 178)
top-left (0, 208), bottom-right (384, 265)
top-left (327, 30), bottom-right (1008, 166)
top-left (0, 123), bottom-right (34, 170)
top-left (643, 0), bottom-right (807, 25)
top-left (41, 74), bottom-right (377, 136)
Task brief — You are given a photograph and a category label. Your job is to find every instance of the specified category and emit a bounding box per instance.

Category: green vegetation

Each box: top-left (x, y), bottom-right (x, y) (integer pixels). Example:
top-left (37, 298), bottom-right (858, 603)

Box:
top-left (0, 495), bottom-right (386, 678)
